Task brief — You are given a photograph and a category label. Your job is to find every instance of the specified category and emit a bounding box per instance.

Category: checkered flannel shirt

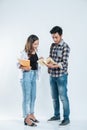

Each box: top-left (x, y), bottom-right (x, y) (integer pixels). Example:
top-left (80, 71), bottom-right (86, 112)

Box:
top-left (48, 39), bottom-right (70, 77)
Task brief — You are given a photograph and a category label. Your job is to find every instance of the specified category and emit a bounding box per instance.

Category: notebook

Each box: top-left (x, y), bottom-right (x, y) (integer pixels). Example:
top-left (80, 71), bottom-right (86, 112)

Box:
top-left (18, 59), bottom-right (30, 67)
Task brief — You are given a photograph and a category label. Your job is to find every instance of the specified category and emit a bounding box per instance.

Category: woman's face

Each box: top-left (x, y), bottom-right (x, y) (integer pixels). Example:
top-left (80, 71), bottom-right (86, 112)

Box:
top-left (32, 40), bottom-right (39, 50)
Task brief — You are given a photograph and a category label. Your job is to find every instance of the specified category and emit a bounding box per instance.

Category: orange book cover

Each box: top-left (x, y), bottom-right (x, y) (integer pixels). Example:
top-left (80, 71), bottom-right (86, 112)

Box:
top-left (18, 59), bottom-right (30, 67)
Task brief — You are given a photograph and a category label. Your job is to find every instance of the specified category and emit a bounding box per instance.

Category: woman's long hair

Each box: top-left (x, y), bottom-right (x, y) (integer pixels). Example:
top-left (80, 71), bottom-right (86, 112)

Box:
top-left (24, 34), bottom-right (39, 57)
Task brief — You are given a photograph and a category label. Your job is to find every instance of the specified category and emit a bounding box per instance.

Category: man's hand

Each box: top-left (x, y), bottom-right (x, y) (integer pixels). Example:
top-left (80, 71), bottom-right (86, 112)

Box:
top-left (46, 63), bottom-right (59, 68)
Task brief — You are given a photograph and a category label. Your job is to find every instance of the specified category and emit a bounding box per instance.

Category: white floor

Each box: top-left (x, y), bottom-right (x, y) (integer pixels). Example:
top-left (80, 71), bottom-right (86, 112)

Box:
top-left (0, 119), bottom-right (87, 130)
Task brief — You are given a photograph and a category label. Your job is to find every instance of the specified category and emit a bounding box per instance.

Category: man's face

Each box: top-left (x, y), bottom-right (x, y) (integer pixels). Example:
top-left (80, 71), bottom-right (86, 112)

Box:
top-left (51, 33), bottom-right (62, 44)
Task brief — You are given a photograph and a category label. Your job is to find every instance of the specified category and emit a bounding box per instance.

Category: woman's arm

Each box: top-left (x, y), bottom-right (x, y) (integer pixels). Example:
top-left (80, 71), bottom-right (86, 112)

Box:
top-left (19, 65), bottom-right (31, 71)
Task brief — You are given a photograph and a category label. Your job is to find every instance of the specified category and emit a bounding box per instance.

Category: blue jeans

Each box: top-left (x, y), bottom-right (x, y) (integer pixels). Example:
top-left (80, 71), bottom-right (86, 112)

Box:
top-left (21, 70), bottom-right (37, 118)
top-left (50, 74), bottom-right (70, 120)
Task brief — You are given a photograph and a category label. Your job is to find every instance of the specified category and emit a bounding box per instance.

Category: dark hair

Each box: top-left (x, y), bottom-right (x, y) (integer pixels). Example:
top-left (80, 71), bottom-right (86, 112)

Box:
top-left (50, 26), bottom-right (63, 36)
top-left (25, 34), bottom-right (39, 57)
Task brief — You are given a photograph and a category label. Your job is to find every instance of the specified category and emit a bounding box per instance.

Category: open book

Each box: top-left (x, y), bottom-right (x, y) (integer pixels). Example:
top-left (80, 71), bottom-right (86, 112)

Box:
top-left (37, 57), bottom-right (57, 66)
top-left (18, 59), bottom-right (30, 67)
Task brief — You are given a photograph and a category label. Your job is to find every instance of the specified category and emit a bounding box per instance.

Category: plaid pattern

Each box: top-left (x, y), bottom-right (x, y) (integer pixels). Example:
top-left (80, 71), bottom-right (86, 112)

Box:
top-left (48, 40), bottom-right (70, 77)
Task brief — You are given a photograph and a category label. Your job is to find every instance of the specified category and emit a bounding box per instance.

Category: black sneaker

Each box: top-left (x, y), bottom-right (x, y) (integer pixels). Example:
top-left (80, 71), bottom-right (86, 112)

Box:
top-left (59, 119), bottom-right (70, 126)
top-left (48, 116), bottom-right (60, 121)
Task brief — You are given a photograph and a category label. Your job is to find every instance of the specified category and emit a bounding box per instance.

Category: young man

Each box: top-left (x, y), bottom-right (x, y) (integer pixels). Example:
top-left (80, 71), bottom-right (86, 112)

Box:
top-left (47, 26), bottom-right (70, 126)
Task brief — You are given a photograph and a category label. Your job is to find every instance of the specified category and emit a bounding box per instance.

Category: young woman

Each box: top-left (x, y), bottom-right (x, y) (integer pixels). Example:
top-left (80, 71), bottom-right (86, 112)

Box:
top-left (19, 35), bottom-right (39, 127)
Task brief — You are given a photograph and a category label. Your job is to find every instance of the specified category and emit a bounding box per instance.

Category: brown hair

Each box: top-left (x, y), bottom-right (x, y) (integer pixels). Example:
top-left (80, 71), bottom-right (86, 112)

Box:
top-left (24, 34), bottom-right (39, 57)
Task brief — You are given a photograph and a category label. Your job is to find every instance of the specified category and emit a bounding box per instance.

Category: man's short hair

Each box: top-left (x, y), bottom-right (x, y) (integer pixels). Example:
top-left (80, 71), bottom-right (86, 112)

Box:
top-left (50, 26), bottom-right (63, 36)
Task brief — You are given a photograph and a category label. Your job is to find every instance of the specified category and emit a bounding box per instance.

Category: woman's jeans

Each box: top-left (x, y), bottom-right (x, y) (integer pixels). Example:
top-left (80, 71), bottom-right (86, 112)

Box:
top-left (50, 74), bottom-right (70, 120)
top-left (21, 70), bottom-right (37, 118)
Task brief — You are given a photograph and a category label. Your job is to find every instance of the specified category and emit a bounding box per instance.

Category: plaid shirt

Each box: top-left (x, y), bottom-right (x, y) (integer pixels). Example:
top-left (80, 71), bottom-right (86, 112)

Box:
top-left (48, 39), bottom-right (70, 77)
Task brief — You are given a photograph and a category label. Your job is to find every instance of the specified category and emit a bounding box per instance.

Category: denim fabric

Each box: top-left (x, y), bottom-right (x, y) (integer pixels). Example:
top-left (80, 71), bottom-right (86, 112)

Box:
top-left (50, 74), bottom-right (70, 120)
top-left (21, 70), bottom-right (37, 118)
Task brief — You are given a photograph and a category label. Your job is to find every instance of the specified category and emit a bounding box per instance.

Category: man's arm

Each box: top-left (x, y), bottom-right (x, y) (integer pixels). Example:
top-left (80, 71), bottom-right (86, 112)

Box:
top-left (60, 45), bottom-right (70, 69)
top-left (46, 63), bottom-right (60, 68)
top-left (47, 45), bottom-right (70, 69)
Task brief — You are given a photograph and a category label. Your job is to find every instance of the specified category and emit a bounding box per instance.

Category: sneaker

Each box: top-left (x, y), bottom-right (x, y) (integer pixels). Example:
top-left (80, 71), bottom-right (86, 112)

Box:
top-left (59, 119), bottom-right (70, 126)
top-left (48, 116), bottom-right (60, 121)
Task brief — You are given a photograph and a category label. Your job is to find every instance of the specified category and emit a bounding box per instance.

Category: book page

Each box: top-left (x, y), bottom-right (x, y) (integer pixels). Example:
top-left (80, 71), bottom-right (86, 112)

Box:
top-left (37, 57), bottom-right (57, 66)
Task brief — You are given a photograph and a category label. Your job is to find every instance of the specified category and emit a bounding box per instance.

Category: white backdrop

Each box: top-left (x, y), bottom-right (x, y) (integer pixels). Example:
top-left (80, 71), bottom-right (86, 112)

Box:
top-left (0, 0), bottom-right (87, 120)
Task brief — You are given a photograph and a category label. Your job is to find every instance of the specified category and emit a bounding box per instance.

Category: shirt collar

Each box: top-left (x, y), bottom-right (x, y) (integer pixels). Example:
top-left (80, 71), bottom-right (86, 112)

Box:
top-left (54, 39), bottom-right (64, 46)
top-left (58, 39), bottom-right (64, 46)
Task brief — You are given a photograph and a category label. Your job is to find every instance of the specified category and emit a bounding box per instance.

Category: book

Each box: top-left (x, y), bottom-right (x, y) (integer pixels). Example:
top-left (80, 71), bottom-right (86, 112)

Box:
top-left (37, 57), bottom-right (57, 66)
top-left (18, 59), bottom-right (30, 67)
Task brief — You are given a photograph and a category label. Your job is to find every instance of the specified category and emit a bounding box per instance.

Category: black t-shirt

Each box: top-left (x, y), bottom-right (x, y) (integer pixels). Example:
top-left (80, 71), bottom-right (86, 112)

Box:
top-left (29, 53), bottom-right (38, 70)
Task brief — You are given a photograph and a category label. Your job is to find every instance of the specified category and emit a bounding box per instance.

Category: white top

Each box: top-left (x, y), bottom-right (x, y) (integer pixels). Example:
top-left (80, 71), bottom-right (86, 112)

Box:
top-left (17, 50), bottom-right (41, 80)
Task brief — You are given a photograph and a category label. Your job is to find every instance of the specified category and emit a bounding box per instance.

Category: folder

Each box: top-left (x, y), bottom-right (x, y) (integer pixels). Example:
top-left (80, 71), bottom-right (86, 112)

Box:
top-left (18, 59), bottom-right (30, 67)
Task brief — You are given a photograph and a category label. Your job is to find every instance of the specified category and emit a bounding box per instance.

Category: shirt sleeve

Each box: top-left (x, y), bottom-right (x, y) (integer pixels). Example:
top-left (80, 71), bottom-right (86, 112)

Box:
top-left (59, 45), bottom-right (70, 69)
top-left (49, 43), bottom-right (55, 57)
top-left (17, 50), bottom-right (28, 68)
top-left (20, 51), bottom-right (28, 59)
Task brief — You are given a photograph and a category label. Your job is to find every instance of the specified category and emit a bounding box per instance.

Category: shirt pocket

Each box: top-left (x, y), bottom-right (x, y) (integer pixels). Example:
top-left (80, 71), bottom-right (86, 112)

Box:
top-left (57, 50), bottom-right (62, 57)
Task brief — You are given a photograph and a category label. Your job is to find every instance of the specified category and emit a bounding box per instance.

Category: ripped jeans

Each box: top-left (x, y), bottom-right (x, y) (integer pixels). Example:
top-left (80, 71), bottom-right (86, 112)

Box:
top-left (21, 70), bottom-right (37, 118)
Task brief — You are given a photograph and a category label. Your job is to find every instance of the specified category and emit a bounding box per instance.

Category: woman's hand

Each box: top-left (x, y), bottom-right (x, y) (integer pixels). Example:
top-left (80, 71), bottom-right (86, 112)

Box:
top-left (19, 65), bottom-right (31, 71)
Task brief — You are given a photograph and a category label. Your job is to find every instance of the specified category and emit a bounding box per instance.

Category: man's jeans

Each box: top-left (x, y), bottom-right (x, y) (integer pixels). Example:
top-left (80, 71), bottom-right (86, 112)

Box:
top-left (50, 74), bottom-right (70, 120)
top-left (21, 70), bottom-right (37, 118)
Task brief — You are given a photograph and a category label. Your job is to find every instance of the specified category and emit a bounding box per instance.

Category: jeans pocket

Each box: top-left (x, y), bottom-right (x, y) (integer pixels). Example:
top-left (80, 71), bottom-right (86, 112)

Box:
top-left (58, 74), bottom-right (67, 85)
